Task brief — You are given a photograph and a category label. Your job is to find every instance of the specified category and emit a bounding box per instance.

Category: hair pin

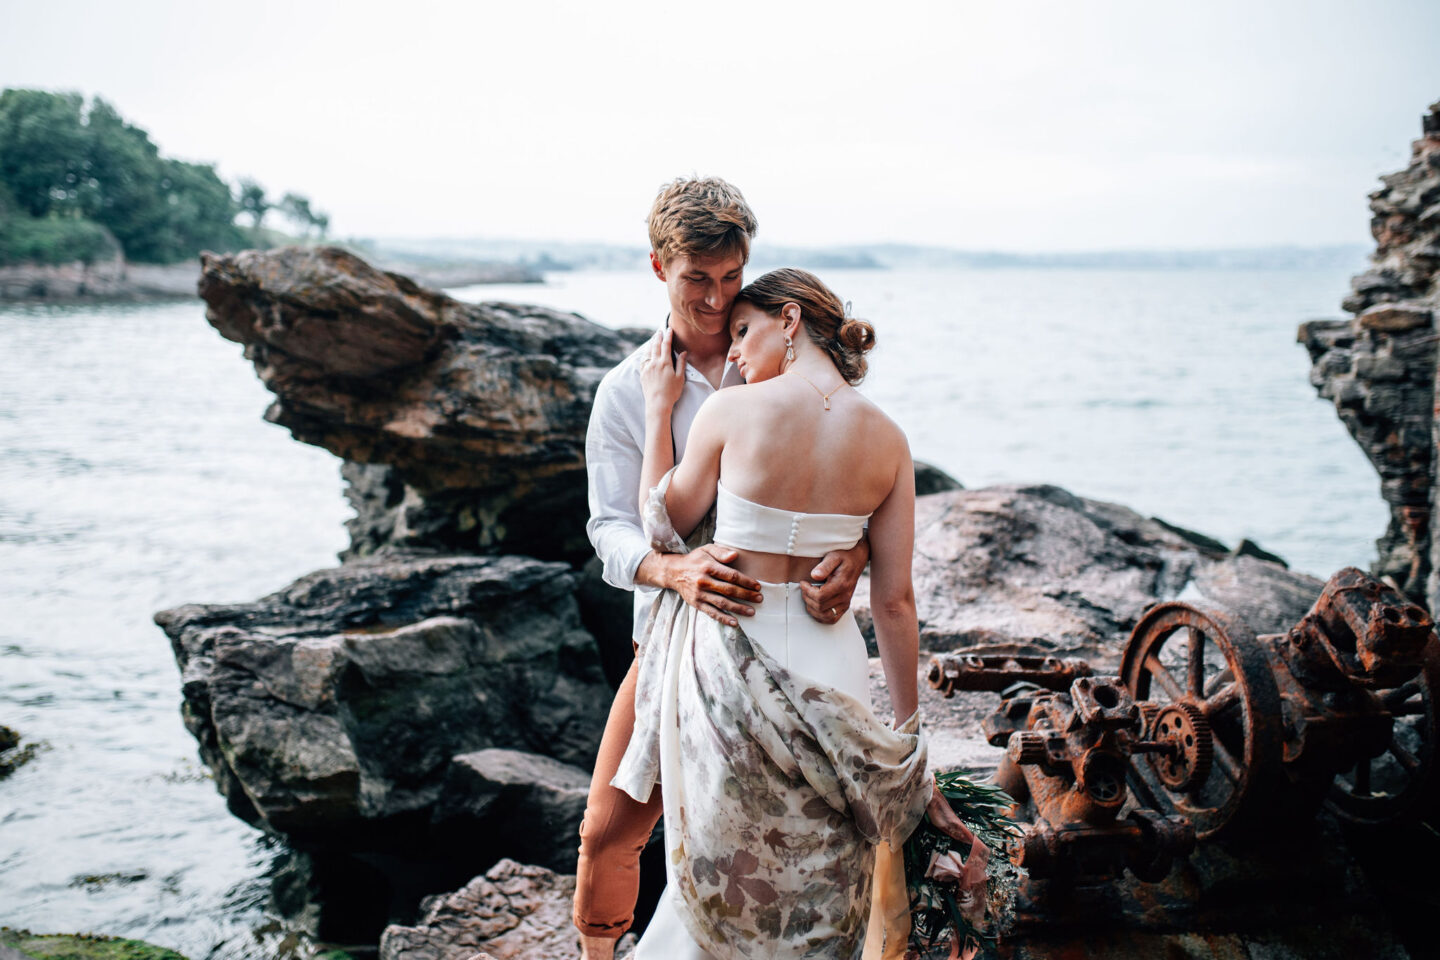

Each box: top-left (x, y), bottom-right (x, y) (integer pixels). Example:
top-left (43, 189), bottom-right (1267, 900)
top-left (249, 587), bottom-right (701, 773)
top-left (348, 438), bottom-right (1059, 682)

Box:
top-left (843, 300), bottom-right (853, 320)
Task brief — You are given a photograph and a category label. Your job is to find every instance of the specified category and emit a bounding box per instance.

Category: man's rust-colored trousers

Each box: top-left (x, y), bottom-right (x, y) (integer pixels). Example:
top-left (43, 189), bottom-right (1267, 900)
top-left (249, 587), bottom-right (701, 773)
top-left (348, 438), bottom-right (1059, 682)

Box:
top-left (573, 658), bottom-right (664, 939)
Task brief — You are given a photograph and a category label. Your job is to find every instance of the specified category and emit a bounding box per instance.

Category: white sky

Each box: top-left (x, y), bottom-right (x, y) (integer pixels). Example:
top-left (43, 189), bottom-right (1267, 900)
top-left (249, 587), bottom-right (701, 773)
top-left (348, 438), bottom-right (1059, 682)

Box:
top-left (2, 0), bottom-right (1437, 250)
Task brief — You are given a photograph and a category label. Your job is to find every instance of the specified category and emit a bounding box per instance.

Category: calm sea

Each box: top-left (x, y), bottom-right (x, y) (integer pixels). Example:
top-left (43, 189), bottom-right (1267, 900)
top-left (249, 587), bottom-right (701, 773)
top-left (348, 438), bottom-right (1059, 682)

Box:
top-left (0, 264), bottom-right (1387, 954)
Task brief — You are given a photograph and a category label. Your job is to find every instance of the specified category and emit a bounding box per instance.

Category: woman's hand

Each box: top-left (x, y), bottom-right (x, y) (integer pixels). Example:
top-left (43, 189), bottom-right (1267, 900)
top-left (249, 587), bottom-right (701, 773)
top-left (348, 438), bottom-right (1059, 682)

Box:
top-left (641, 327), bottom-right (687, 417)
top-left (925, 780), bottom-right (977, 846)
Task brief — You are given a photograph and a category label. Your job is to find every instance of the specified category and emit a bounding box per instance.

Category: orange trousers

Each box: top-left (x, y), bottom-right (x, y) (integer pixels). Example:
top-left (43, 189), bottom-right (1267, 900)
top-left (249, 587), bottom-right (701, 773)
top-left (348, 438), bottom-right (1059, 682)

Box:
top-left (573, 657), bottom-right (665, 939)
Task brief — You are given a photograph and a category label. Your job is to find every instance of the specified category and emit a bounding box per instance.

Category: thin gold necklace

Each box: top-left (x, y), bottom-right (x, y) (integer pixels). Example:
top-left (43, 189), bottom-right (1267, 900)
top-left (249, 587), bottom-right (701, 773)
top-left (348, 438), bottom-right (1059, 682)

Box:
top-left (788, 370), bottom-right (846, 410)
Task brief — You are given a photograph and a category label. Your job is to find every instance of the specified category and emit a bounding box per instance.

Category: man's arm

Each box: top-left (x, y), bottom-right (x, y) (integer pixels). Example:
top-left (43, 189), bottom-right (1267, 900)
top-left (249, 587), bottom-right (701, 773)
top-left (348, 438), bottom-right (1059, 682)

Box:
top-left (586, 362), bottom-right (762, 627)
top-left (800, 536), bottom-right (870, 625)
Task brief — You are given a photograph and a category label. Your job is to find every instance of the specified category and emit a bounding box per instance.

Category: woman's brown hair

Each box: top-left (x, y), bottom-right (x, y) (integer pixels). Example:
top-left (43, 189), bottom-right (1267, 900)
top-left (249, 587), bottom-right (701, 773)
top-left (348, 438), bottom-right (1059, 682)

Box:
top-left (734, 268), bottom-right (876, 384)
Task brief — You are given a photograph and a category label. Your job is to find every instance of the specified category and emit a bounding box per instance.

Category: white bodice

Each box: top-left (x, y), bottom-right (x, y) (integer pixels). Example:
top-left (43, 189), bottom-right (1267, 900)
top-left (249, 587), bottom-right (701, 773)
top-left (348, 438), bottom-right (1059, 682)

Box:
top-left (713, 481), bottom-right (868, 556)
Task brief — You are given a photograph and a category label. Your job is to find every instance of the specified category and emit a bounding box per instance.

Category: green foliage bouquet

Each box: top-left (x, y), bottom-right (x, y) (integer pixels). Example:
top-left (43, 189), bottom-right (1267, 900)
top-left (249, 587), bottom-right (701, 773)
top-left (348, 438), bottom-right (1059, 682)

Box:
top-left (904, 772), bottom-right (1024, 958)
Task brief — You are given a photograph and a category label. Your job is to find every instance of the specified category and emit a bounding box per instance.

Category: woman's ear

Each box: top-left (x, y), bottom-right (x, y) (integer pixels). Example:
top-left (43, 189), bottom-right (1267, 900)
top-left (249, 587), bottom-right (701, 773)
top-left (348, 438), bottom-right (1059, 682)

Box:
top-left (782, 302), bottom-right (802, 336)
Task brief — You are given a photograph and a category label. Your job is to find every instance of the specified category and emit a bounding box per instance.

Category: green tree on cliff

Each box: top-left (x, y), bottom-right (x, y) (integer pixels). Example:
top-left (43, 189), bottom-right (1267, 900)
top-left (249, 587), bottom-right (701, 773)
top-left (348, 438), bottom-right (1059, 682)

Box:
top-left (0, 88), bottom-right (324, 265)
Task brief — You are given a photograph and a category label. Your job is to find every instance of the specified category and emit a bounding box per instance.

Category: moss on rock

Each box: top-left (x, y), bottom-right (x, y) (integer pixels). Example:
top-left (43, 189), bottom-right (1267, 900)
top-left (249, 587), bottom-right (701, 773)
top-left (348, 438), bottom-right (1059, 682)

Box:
top-left (0, 928), bottom-right (187, 960)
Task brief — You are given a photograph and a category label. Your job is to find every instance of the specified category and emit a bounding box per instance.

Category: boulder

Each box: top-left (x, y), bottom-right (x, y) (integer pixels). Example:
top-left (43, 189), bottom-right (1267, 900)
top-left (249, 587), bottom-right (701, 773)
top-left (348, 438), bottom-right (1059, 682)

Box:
top-left (851, 485), bottom-right (1323, 659)
top-left (1302, 100), bottom-right (1440, 607)
top-left (154, 552), bottom-right (610, 839)
top-left (378, 859), bottom-right (583, 960)
top-left (198, 246), bottom-right (645, 565)
top-left (432, 749), bottom-right (591, 874)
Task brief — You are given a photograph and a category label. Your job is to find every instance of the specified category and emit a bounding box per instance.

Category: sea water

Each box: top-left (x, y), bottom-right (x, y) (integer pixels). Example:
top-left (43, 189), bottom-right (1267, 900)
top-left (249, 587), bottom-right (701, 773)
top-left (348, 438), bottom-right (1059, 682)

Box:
top-left (0, 264), bottom-right (1387, 954)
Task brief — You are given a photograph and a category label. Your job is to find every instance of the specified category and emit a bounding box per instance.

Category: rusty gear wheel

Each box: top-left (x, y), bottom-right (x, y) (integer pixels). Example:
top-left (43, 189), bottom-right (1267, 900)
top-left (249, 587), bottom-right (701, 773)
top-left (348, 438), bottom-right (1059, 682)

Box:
top-left (1149, 702), bottom-right (1214, 791)
top-left (1120, 602), bottom-right (1283, 839)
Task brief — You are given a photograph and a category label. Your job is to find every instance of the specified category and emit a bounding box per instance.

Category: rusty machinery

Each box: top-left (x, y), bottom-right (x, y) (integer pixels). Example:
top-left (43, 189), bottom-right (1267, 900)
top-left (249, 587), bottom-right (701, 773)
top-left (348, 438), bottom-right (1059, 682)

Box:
top-left (928, 567), bottom-right (1440, 917)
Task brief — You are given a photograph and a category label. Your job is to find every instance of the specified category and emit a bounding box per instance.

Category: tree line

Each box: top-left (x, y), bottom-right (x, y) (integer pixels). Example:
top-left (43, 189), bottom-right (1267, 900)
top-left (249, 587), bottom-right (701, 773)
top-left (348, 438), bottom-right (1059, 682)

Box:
top-left (0, 89), bottom-right (329, 266)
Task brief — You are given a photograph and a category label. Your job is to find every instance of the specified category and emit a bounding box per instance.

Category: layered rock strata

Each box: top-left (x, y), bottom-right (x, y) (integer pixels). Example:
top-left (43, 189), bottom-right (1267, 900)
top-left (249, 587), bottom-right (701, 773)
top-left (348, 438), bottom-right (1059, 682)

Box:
top-left (199, 246), bottom-right (644, 564)
top-left (155, 553), bottom-right (609, 840)
top-left (379, 859), bottom-right (619, 960)
top-left (1301, 100), bottom-right (1440, 606)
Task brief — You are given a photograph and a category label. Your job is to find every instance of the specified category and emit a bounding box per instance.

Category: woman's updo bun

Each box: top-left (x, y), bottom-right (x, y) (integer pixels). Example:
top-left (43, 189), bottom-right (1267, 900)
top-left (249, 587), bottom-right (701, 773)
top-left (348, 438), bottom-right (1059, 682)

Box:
top-left (734, 268), bottom-right (877, 385)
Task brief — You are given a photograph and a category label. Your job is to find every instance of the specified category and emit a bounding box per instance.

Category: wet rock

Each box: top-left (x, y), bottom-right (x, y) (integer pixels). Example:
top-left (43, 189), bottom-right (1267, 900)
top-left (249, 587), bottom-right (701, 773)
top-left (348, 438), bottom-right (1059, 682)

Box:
top-left (0, 928), bottom-right (187, 960)
top-left (154, 552), bottom-right (609, 839)
top-left (378, 859), bottom-right (582, 960)
top-left (1301, 101), bottom-right (1440, 607)
top-left (851, 485), bottom-right (1322, 659)
top-left (432, 749), bottom-right (591, 874)
top-left (198, 246), bottom-right (644, 565)
top-left (0, 724), bottom-right (39, 779)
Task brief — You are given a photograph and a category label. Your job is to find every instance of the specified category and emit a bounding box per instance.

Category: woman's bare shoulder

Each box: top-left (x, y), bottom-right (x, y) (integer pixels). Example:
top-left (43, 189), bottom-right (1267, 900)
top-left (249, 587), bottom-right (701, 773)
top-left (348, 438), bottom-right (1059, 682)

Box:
top-left (850, 392), bottom-right (909, 448)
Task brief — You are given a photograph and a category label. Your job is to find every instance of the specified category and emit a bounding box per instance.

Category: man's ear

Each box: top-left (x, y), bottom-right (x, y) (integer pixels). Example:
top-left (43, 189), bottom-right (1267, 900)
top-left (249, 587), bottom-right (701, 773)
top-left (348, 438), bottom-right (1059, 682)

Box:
top-left (650, 251), bottom-right (667, 282)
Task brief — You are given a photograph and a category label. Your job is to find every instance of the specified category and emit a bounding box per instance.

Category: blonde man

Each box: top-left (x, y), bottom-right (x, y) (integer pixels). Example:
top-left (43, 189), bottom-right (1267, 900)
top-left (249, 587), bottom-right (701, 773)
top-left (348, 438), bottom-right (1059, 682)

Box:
top-left (575, 177), bottom-right (869, 959)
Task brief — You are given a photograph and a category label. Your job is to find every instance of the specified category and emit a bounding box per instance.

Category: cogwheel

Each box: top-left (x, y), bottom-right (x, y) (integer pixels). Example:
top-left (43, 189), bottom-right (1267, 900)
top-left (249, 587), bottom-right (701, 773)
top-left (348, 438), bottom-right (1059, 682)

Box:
top-left (1138, 701), bottom-right (1161, 737)
top-left (1149, 701), bottom-right (1213, 791)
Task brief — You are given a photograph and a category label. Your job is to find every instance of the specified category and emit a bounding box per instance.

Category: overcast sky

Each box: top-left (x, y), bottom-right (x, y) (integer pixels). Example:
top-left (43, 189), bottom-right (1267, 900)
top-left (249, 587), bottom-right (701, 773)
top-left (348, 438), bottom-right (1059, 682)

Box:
top-left (3, 0), bottom-right (1438, 251)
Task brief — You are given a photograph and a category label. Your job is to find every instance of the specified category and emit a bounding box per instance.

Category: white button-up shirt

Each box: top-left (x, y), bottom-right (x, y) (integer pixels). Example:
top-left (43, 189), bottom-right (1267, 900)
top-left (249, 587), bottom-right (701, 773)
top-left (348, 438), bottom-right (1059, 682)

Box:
top-left (586, 323), bottom-right (746, 640)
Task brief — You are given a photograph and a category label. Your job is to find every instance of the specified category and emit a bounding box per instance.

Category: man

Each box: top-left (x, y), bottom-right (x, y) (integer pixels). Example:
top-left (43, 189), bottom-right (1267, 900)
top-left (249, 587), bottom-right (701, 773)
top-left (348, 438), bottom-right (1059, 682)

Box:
top-left (573, 176), bottom-right (869, 960)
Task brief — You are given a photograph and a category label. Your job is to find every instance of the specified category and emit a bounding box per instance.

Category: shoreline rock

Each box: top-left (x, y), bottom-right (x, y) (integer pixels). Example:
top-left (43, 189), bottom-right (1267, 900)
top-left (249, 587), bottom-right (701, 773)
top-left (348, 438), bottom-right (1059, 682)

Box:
top-left (154, 552), bottom-right (610, 841)
top-left (198, 245), bottom-right (645, 565)
top-left (0, 929), bottom-right (186, 960)
top-left (1301, 100), bottom-right (1440, 607)
top-left (851, 484), bottom-right (1323, 659)
top-left (0, 257), bottom-right (198, 303)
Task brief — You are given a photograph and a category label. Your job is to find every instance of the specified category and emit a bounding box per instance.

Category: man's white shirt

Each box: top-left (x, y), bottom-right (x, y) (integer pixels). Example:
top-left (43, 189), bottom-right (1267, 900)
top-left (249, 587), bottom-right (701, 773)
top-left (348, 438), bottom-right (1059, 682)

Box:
top-left (585, 326), bottom-right (746, 640)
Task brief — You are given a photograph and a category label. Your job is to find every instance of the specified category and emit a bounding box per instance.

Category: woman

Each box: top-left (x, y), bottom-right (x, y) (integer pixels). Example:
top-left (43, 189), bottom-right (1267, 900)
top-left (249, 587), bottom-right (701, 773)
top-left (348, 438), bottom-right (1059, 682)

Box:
top-left (612, 269), bottom-right (981, 959)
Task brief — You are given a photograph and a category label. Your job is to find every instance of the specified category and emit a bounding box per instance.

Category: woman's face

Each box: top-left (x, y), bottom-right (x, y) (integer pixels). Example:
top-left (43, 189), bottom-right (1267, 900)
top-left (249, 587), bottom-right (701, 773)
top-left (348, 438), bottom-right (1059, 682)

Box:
top-left (727, 303), bottom-right (790, 383)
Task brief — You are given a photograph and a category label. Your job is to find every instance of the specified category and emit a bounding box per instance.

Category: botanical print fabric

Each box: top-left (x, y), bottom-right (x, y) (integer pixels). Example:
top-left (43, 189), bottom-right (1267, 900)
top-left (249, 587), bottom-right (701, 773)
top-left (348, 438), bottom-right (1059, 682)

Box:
top-left (613, 470), bottom-right (933, 959)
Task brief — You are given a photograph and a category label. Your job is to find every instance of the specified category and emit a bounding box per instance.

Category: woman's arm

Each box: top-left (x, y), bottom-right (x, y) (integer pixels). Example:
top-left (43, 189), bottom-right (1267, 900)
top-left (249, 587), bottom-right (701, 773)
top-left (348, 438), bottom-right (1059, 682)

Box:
top-left (637, 328), bottom-right (725, 540)
top-left (866, 436), bottom-right (919, 724)
top-left (638, 328), bottom-right (686, 506)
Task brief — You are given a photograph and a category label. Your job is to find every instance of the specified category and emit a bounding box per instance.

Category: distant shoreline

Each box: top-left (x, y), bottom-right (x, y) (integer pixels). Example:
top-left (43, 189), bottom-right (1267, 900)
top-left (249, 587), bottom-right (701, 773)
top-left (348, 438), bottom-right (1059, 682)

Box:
top-left (0, 253), bottom-right (542, 305)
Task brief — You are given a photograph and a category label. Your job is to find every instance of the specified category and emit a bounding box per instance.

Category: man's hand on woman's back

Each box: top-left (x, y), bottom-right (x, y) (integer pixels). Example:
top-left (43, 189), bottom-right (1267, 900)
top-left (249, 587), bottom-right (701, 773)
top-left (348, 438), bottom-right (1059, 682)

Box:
top-left (802, 538), bottom-right (870, 625)
top-left (638, 545), bottom-right (764, 628)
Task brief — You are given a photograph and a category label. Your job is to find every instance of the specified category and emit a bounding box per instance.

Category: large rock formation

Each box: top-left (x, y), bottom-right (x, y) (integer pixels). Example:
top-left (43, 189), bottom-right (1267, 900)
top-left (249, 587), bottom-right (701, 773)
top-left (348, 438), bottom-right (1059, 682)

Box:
top-left (1301, 100), bottom-right (1440, 607)
top-left (852, 484), bottom-right (1323, 659)
top-left (199, 246), bottom-right (645, 564)
top-left (173, 244), bottom-right (1370, 954)
top-left (155, 553), bottom-right (610, 840)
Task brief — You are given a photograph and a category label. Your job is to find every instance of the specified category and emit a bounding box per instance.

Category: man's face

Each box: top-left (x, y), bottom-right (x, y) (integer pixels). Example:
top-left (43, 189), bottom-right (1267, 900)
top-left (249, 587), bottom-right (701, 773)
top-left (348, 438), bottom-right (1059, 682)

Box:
top-left (652, 251), bottom-right (745, 339)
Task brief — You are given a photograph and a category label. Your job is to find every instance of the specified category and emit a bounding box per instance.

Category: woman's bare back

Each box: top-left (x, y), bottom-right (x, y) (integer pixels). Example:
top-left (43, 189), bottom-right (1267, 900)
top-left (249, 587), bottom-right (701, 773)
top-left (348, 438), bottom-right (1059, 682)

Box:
top-left (712, 375), bottom-right (906, 582)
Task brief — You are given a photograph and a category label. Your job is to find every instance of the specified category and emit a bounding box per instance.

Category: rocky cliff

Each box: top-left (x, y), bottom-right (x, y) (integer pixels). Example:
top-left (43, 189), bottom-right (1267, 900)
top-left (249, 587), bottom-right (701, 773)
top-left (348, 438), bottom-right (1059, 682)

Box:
top-left (166, 245), bottom-right (1337, 952)
top-left (1301, 100), bottom-right (1440, 606)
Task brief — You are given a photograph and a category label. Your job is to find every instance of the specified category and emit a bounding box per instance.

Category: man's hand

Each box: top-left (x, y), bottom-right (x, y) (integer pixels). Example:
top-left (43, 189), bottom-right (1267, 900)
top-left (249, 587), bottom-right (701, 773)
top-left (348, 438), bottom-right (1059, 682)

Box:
top-left (801, 538), bottom-right (869, 624)
top-left (647, 545), bottom-right (763, 628)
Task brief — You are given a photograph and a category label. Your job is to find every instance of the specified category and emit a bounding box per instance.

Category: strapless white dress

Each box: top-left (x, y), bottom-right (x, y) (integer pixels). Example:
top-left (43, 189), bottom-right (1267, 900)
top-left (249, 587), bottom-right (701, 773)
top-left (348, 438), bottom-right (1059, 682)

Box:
top-left (631, 480), bottom-right (889, 959)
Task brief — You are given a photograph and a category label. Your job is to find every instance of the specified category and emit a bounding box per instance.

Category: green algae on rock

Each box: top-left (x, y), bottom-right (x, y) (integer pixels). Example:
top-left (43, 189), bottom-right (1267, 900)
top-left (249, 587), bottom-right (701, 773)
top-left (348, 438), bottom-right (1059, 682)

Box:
top-left (0, 928), bottom-right (186, 960)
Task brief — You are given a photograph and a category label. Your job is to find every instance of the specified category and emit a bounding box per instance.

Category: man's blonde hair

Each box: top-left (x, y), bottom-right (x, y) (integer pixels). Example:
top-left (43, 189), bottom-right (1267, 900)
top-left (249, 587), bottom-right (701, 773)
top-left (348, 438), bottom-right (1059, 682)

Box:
top-left (646, 176), bottom-right (758, 267)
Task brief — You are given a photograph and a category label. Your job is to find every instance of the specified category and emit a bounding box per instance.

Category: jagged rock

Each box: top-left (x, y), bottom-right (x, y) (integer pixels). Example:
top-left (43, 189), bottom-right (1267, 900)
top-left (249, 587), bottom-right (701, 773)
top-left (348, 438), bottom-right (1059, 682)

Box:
top-left (378, 859), bottom-right (582, 960)
top-left (1301, 101), bottom-right (1440, 607)
top-left (432, 749), bottom-right (591, 874)
top-left (198, 246), bottom-right (645, 565)
top-left (0, 723), bottom-right (38, 779)
top-left (154, 552), bottom-right (609, 839)
top-left (913, 459), bottom-right (964, 495)
top-left (851, 485), bottom-right (1323, 658)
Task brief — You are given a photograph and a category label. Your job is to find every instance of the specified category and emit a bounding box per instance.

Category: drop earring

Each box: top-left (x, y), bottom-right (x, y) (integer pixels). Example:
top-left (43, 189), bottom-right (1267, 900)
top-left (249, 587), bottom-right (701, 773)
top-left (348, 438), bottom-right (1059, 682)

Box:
top-left (784, 335), bottom-right (795, 368)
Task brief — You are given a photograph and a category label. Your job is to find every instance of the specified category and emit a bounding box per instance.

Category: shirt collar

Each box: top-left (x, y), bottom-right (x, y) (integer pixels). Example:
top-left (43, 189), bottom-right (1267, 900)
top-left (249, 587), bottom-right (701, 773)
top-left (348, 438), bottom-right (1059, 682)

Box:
top-left (657, 312), bottom-right (742, 388)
